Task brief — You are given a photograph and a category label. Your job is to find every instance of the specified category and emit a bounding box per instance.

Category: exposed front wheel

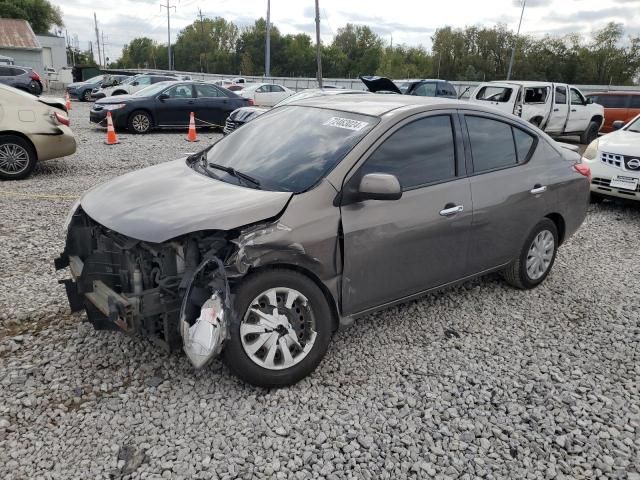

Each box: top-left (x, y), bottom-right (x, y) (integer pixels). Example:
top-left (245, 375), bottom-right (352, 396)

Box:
top-left (580, 121), bottom-right (599, 145)
top-left (503, 218), bottom-right (558, 290)
top-left (0, 135), bottom-right (37, 180)
top-left (127, 111), bottom-right (152, 134)
top-left (223, 269), bottom-right (333, 387)
top-left (82, 89), bottom-right (92, 101)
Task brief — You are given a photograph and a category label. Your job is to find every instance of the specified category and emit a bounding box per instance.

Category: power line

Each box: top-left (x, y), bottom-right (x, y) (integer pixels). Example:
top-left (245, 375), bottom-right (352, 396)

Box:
top-left (160, 0), bottom-right (177, 70)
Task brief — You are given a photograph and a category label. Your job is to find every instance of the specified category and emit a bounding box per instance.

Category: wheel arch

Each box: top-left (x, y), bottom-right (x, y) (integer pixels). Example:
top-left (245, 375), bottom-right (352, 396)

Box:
top-left (127, 108), bottom-right (155, 128)
top-left (545, 212), bottom-right (566, 245)
top-left (0, 131), bottom-right (38, 161)
top-left (241, 264), bottom-right (341, 332)
top-left (112, 90), bottom-right (128, 96)
top-left (590, 115), bottom-right (604, 128)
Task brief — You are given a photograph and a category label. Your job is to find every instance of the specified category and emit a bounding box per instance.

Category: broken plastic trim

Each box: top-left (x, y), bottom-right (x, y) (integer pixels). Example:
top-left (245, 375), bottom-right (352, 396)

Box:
top-left (179, 256), bottom-right (232, 369)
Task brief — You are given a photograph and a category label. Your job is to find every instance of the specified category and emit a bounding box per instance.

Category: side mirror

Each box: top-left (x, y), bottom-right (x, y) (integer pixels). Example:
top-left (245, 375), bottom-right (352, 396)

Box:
top-left (357, 173), bottom-right (402, 201)
top-left (586, 97), bottom-right (594, 104)
top-left (131, 81), bottom-right (139, 86)
top-left (612, 120), bottom-right (625, 130)
top-left (158, 93), bottom-right (169, 101)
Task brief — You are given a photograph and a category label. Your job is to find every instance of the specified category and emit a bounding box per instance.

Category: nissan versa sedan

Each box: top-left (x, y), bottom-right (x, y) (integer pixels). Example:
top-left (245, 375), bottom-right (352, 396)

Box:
top-left (90, 81), bottom-right (250, 133)
top-left (56, 95), bottom-right (590, 387)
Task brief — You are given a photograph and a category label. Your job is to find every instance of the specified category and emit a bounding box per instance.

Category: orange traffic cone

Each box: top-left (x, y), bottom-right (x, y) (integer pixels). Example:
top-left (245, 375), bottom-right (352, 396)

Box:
top-left (104, 111), bottom-right (119, 145)
top-left (186, 111), bottom-right (199, 142)
top-left (65, 91), bottom-right (72, 111)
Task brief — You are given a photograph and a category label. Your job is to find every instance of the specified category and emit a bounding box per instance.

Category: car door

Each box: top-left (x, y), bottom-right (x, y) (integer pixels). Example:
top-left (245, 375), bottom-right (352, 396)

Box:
top-left (154, 84), bottom-right (195, 126)
top-left (566, 87), bottom-right (590, 133)
top-left (340, 112), bottom-right (472, 315)
top-left (253, 85), bottom-right (270, 106)
top-left (193, 83), bottom-right (232, 127)
top-left (462, 112), bottom-right (548, 273)
top-left (546, 85), bottom-right (569, 133)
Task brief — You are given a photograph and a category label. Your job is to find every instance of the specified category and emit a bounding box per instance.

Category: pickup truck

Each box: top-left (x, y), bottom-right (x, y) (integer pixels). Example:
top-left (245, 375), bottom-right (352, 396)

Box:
top-left (469, 81), bottom-right (604, 144)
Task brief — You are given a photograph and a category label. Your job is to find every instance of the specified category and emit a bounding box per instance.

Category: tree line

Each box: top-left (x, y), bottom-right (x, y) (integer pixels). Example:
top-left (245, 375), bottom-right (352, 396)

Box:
top-left (115, 18), bottom-right (640, 85)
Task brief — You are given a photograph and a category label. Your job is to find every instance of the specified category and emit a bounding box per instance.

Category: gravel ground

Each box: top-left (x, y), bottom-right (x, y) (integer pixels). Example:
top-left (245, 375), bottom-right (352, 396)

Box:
top-left (0, 101), bottom-right (639, 479)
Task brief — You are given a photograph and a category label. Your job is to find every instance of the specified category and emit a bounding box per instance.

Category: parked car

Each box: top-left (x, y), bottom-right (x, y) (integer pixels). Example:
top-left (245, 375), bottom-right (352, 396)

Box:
top-left (224, 87), bottom-right (367, 134)
top-left (0, 84), bottom-right (76, 180)
top-left (469, 81), bottom-right (604, 143)
top-left (90, 81), bottom-right (251, 133)
top-left (582, 113), bottom-right (640, 202)
top-left (57, 94), bottom-right (590, 386)
top-left (239, 83), bottom-right (295, 106)
top-left (0, 65), bottom-right (42, 95)
top-left (89, 74), bottom-right (131, 100)
top-left (95, 74), bottom-right (179, 99)
top-left (586, 91), bottom-right (640, 134)
top-left (66, 74), bottom-right (107, 101)
top-left (360, 76), bottom-right (458, 98)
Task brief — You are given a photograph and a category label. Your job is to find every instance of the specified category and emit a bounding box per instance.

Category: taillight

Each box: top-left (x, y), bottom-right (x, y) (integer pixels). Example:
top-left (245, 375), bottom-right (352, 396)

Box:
top-left (574, 163), bottom-right (591, 181)
top-left (54, 111), bottom-right (70, 126)
top-left (30, 71), bottom-right (41, 81)
top-left (247, 99), bottom-right (255, 106)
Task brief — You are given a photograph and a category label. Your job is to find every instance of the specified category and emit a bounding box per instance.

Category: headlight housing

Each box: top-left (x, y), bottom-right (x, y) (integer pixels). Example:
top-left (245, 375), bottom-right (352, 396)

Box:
top-left (63, 198), bottom-right (81, 232)
top-left (101, 103), bottom-right (126, 111)
top-left (583, 139), bottom-right (599, 161)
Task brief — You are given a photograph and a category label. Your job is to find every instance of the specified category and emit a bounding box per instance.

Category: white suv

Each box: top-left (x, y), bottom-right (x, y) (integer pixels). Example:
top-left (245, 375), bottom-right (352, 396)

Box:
top-left (98, 74), bottom-right (178, 98)
top-left (582, 114), bottom-right (640, 202)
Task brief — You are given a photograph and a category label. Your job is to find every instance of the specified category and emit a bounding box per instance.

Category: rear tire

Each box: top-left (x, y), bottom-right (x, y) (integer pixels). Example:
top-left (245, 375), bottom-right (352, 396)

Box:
top-left (580, 121), bottom-right (599, 145)
top-left (503, 218), bottom-right (558, 290)
top-left (0, 135), bottom-right (37, 180)
top-left (223, 269), bottom-right (333, 387)
top-left (127, 110), bottom-right (152, 134)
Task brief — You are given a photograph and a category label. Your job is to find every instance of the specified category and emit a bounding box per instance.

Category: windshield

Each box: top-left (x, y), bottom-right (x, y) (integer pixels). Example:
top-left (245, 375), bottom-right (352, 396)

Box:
top-left (274, 90), bottom-right (322, 107)
top-left (202, 106), bottom-right (378, 192)
top-left (625, 116), bottom-right (640, 132)
top-left (133, 82), bottom-right (174, 97)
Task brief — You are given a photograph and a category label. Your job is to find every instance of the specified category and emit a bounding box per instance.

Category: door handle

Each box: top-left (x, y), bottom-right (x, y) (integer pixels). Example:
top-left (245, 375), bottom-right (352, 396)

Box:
top-left (553, 108), bottom-right (559, 112)
top-left (571, 109), bottom-right (576, 112)
top-left (439, 204), bottom-right (464, 216)
top-left (530, 185), bottom-right (547, 194)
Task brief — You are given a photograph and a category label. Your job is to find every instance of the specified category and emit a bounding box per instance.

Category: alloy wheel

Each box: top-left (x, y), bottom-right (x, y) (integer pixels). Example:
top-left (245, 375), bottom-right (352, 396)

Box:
top-left (131, 114), bottom-right (150, 133)
top-left (240, 287), bottom-right (317, 370)
top-left (0, 143), bottom-right (30, 175)
top-left (526, 230), bottom-right (555, 280)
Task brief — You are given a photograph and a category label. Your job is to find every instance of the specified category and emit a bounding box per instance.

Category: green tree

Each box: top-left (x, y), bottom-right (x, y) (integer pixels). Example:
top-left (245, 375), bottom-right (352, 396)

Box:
top-left (0, 0), bottom-right (63, 33)
top-left (173, 17), bottom-right (239, 73)
top-left (331, 24), bottom-right (384, 76)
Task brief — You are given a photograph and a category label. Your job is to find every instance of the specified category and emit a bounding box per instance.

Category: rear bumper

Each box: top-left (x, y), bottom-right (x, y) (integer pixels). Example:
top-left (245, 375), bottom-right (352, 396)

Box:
top-left (30, 126), bottom-right (76, 161)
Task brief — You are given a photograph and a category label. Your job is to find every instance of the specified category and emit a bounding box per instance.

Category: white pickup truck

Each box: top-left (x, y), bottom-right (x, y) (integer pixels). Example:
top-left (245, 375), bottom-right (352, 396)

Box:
top-left (469, 81), bottom-right (604, 144)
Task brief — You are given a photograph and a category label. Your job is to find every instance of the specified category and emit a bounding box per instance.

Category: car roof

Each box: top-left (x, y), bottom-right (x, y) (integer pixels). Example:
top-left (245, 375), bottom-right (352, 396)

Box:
top-left (288, 93), bottom-right (484, 117)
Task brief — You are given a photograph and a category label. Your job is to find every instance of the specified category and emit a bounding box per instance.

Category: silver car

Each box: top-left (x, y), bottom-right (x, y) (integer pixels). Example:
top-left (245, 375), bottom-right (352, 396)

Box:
top-left (56, 95), bottom-right (590, 387)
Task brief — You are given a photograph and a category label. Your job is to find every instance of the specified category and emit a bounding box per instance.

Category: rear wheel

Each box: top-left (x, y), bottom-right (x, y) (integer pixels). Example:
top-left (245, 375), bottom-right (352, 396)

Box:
top-left (0, 135), bottom-right (37, 180)
top-left (503, 218), bottom-right (558, 290)
top-left (580, 121), bottom-right (599, 145)
top-left (127, 111), bottom-right (152, 134)
top-left (223, 269), bottom-right (333, 387)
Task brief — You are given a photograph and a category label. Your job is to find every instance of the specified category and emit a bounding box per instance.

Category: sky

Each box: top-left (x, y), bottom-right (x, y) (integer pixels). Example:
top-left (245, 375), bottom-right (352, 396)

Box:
top-left (54, 0), bottom-right (640, 62)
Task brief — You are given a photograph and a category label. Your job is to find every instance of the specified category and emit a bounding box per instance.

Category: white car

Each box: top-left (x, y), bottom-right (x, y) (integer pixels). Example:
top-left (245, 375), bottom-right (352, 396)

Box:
top-left (98, 74), bottom-right (178, 98)
top-left (582, 114), bottom-right (640, 201)
top-left (240, 83), bottom-right (294, 106)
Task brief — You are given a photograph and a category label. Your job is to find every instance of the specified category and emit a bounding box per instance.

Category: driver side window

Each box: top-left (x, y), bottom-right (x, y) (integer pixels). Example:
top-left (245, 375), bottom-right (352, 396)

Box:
top-left (165, 84), bottom-right (193, 98)
top-left (256, 86), bottom-right (268, 93)
top-left (570, 88), bottom-right (585, 106)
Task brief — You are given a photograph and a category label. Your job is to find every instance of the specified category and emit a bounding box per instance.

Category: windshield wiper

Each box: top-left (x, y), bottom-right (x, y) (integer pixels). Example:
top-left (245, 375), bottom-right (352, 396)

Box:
top-left (187, 144), bottom-right (215, 164)
top-left (207, 162), bottom-right (261, 188)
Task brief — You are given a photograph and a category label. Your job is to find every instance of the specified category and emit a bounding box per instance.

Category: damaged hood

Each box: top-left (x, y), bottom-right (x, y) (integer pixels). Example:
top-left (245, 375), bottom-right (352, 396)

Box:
top-left (38, 96), bottom-right (67, 111)
top-left (359, 76), bottom-right (403, 94)
top-left (80, 159), bottom-right (293, 243)
top-left (228, 106), bottom-right (269, 122)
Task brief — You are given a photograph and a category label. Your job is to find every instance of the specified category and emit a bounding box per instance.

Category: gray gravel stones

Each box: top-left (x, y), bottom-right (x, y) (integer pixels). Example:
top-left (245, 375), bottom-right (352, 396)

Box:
top-left (1, 101), bottom-right (639, 478)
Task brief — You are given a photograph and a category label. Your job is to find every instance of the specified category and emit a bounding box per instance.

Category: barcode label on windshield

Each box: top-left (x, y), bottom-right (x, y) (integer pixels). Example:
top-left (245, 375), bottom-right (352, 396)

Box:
top-left (324, 117), bottom-right (369, 131)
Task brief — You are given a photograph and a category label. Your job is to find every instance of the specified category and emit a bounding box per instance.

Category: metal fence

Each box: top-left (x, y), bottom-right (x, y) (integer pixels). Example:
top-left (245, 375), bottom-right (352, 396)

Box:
top-left (87, 67), bottom-right (640, 97)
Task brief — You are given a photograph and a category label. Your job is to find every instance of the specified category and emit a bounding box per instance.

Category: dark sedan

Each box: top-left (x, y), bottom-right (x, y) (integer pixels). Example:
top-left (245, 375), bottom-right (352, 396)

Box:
top-left (90, 81), bottom-right (250, 133)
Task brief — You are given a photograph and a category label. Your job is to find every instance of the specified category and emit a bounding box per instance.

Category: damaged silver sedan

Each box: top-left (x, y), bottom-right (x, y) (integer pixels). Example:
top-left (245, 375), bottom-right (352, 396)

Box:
top-left (56, 95), bottom-right (590, 387)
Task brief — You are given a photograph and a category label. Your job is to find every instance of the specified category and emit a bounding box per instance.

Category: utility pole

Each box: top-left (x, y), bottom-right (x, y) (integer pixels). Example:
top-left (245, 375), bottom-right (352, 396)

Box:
top-left (315, 0), bottom-right (322, 87)
top-left (506, 0), bottom-right (526, 80)
top-left (198, 8), bottom-right (207, 72)
top-left (265, 0), bottom-right (271, 77)
top-left (94, 13), bottom-right (102, 67)
top-left (161, 0), bottom-right (176, 70)
top-left (101, 30), bottom-right (106, 67)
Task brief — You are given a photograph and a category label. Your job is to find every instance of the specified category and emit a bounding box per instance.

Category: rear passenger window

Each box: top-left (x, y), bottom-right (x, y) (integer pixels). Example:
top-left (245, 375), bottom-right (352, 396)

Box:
top-left (596, 95), bottom-right (628, 108)
top-left (631, 96), bottom-right (640, 108)
top-left (555, 87), bottom-right (567, 104)
top-left (413, 83), bottom-right (437, 97)
top-left (466, 116), bottom-right (534, 172)
top-left (360, 115), bottom-right (456, 190)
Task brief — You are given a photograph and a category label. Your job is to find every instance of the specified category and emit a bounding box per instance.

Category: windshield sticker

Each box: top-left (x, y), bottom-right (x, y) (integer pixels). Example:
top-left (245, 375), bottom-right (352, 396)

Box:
top-left (324, 117), bottom-right (369, 131)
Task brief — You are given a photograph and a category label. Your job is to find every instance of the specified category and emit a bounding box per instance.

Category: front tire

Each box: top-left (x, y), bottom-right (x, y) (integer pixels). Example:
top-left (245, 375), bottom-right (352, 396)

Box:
top-left (82, 89), bottom-right (92, 101)
top-left (127, 111), bottom-right (152, 134)
top-left (223, 269), bottom-right (333, 387)
top-left (580, 121), bottom-right (599, 145)
top-left (0, 135), bottom-right (37, 180)
top-left (503, 218), bottom-right (558, 290)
